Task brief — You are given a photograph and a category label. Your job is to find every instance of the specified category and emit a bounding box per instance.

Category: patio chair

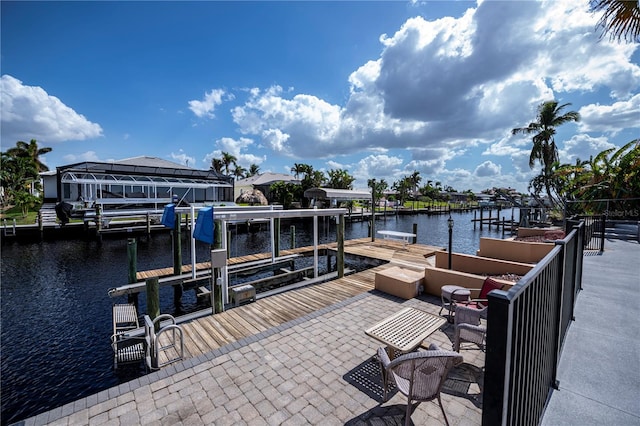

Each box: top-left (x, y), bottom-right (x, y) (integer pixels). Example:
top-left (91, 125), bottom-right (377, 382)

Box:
top-left (456, 277), bottom-right (504, 310)
top-left (453, 304), bottom-right (487, 352)
top-left (377, 344), bottom-right (463, 426)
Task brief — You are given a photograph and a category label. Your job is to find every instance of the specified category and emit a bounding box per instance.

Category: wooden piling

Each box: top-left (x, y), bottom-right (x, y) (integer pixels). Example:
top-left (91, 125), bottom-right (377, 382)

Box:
top-left (146, 277), bottom-right (160, 321)
top-left (274, 218), bottom-right (280, 257)
top-left (412, 223), bottom-right (418, 244)
top-left (290, 225), bottom-right (296, 249)
top-left (337, 214), bottom-right (344, 278)
top-left (127, 238), bottom-right (139, 307)
top-left (480, 207), bottom-right (484, 230)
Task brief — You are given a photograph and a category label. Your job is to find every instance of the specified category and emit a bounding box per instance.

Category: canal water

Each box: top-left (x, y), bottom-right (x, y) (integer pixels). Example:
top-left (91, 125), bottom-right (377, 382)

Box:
top-left (0, 209), bottom-right (513, 424)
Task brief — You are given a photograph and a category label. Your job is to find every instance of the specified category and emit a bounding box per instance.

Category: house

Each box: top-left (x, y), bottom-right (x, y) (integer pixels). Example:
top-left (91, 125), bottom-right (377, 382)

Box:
top-left (43, 156), bottom-right (234, 210)
top-left (234, 173), bottom-right (300, 203)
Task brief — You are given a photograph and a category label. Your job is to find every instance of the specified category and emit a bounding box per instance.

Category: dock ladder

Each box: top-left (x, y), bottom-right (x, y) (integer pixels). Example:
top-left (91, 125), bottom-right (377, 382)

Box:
top-left (3, 219), bottom-right (16, 237)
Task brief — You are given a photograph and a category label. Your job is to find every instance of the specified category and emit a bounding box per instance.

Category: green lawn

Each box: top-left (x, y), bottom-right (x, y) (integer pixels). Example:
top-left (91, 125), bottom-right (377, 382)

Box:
top-left (0, 205), bottom-right (39, 225)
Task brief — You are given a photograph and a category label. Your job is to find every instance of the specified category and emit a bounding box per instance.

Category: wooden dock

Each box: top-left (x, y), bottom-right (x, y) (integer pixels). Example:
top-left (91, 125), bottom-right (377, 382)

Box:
top-left (153, 239), bottom-right (442, 365)
top-left (136, 238), bottom-right (441, 281)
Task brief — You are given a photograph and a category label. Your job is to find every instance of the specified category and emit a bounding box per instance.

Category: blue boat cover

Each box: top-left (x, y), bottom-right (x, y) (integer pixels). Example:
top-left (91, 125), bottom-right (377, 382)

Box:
top-left (161, 204), bottom-right (175, 228)
top-left (193, 207), bottom-right (214, 244)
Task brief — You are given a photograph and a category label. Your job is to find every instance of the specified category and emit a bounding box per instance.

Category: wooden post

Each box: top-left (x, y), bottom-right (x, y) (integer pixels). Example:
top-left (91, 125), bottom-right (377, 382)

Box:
top-left (127, 238), bottom-right (139, 307)
top-left (371, 190), bottom-right (376, 242)
top-left (173, 212), bottom-right (182, 311)
top-left (146, 212), bottom-right (151, 237)
top-left (412, 223), bottom-right (418, 244)
top-left (146, 277), bottom-right (160, 321)
top-left (474, 210), bottom-right (477, 230)
top-left (480, 207), bottom-right (484, 230)
top-left (274, 218), bottom-right (280, 257)
top-left (37, 210), bottom-right (44, 240)
top-left (96, 204), bottom-right (103, 242)
top-left (173, 212), bottom-right (182, 275)
top-left (290, 225), bottom-right (296, 249)
top-left (337, 213), bottom-right (345, 278)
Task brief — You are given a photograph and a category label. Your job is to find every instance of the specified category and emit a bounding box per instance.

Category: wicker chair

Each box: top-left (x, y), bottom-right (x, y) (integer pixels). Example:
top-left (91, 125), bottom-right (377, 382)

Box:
top-left (453, 304), bottom-right (487, 352)
top-left (377, 344), bottom-right (463, 426)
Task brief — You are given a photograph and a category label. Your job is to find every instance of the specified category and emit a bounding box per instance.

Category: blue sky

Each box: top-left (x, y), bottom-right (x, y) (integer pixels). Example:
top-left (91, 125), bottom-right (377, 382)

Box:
top-left (2, 1), bottom-right (638, 193)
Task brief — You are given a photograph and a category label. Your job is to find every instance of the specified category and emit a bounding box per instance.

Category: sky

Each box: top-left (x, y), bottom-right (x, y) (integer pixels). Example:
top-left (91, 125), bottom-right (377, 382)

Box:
top-left (1, 0), bottom-right (639, 193)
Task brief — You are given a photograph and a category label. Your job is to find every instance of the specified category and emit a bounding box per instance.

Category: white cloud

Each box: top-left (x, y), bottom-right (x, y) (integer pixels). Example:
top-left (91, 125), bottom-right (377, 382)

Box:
top-left (559, 134), bottom-right (617, 164)
top-left (227, 0), bottom-right (637, 171)
top-left (63, 151), bottom-right (101, 163)
top-left (474, 161), bottom-right (501, 177)
top-left (170, 150), bottom-right (196, 167)
top-left (578, 94), bottom-right (640, 135)
top-left (0, 75), bottom-right (103, 144)
top-left (204, 137), bottom-right (267, 169)
top-left (188, 88), bottom-right (227, 118)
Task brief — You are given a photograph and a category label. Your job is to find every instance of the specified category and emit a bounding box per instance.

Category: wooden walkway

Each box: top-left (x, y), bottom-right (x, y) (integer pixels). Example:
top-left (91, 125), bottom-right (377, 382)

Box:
top-left (137, 238), bottom-right (441, 281)
top-left (155, 239), bottom-right (443, 365)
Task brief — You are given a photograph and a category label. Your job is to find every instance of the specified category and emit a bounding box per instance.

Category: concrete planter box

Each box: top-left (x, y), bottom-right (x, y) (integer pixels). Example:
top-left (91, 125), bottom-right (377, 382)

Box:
top-left (375, 266), bottom-right (424, 299)
top-left (433, 251), bottom-right (533, 276)
top-left (517, 227), bottom-right (563, 238)
top-left (476, 237), bottom-right (554, 264)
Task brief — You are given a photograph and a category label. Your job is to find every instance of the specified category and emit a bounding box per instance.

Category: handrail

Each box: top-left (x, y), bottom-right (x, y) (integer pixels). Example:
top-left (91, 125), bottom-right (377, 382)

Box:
top-left (482, 222), bottom-right (584, 426)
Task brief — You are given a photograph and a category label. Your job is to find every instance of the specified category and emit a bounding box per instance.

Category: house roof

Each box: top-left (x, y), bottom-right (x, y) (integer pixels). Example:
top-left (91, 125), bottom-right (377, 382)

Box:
top-left (114, 156), bottom-right (194, 170)
top-left (303, 188), bottom-right (372, 201)
top-left (236, 172), bottom-right (299, 187)
top-left (56, 157), bottom-right (232, 184)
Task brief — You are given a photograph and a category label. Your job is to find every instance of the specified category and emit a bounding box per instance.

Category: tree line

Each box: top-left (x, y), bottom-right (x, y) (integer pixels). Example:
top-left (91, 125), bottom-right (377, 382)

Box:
top-left (0, 139), bottom-right (51, 216)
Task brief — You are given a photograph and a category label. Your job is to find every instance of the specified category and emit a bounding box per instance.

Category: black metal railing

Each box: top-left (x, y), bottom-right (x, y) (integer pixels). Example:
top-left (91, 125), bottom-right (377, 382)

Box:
top-left (578, 215), bottom-right (605, 251)
top-left (481, 222), bottom-right (584, 425)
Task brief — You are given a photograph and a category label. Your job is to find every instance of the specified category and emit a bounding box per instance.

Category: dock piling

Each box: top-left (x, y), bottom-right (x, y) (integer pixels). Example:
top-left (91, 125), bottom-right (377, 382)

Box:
top-left (127, 238), bottom-right (139, 307)
top-left (146, 277), bottom-right (160, 321)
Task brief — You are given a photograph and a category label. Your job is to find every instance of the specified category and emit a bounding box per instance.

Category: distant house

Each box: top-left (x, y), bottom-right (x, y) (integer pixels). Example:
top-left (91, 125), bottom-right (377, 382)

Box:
top-left (234, 173), bottom-right (300, 203)
top-left (42, 156), bottom-right (234, 210)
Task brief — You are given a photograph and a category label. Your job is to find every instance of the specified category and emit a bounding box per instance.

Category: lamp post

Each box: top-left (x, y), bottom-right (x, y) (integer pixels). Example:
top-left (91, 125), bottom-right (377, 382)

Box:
top-left (448, 215), bottom-right (454, 269)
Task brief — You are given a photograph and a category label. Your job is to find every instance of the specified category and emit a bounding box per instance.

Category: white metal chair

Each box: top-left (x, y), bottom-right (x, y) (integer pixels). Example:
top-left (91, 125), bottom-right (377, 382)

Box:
top-left (377, 344), bottom-right (463, 426)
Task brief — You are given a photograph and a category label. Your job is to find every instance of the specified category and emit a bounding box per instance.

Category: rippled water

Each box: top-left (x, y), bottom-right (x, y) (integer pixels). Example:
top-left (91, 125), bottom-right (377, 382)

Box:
top-left (0, 209), bottom-right (513, 424)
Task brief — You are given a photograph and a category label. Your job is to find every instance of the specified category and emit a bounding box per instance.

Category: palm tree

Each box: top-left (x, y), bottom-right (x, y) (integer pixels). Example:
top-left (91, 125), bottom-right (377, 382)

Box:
top-left (591, 0), bottom-right (640, 43)
top-left (6, 139), bottom-right (52, 172)
top-left (408, 170), bottom-right (421, 209)
top-left (221, 152), bottom-right (237, 175)
top-left (326, 169), bottom-right (355, 189)
top-left (512, 100), bottom-right (580, 205)
top-left (210, 158), bottom-right (224, 173)
top-left (233, 165), bottom-right (247, 180)
top-left (290, 163), bottom-right (305, 179)
top-left (248, 164), bottom-right (260, 177)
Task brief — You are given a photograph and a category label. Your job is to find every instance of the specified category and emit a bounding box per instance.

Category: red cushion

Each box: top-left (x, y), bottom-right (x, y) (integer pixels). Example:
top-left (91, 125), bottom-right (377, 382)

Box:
top-left (480, 277), bottom-right (504, 299)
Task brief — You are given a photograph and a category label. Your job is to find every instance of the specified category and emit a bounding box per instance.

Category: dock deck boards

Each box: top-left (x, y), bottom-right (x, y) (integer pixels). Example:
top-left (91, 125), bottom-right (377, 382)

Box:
top-left (156, 239), bottom-right (442, 365)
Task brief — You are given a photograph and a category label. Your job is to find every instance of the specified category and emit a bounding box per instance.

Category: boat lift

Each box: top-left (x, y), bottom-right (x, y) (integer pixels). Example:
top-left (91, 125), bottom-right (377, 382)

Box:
top-left (157, 205), bottom-right (349, 308)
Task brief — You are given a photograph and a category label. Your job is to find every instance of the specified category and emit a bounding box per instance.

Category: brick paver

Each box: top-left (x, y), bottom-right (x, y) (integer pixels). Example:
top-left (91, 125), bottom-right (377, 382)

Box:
top-left (22, 292), bottom-right (484, 426)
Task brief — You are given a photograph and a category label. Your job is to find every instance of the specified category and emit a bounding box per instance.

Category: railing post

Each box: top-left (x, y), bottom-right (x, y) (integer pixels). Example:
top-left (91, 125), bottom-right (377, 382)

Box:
top-left (482, 291), bottom-right (512, 426)
top-left (599, 214), bottom-right (606, 252)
